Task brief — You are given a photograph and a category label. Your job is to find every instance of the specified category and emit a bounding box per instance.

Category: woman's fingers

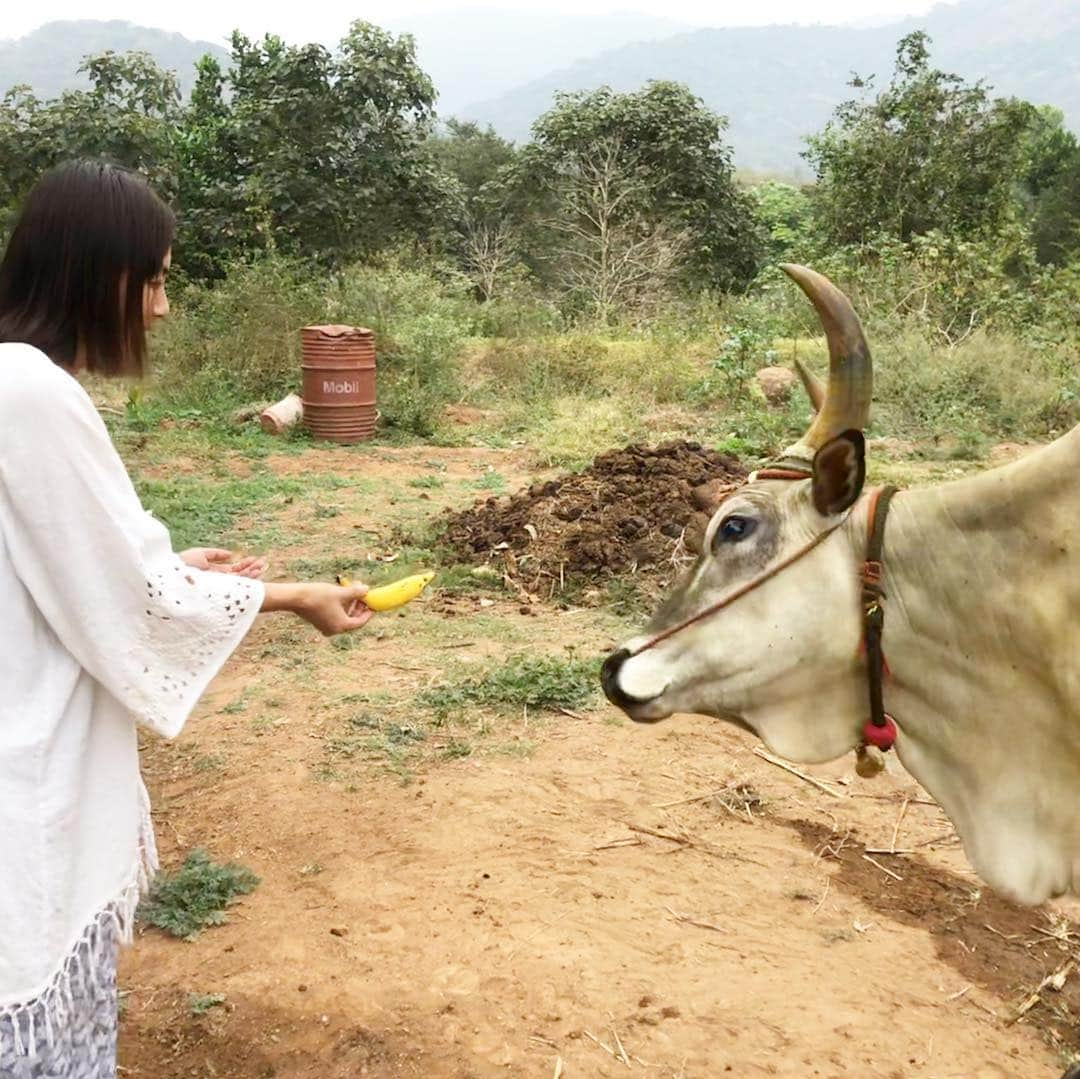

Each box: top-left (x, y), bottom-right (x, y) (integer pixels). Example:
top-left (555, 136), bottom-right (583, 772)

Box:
top-left (344, 582), bottom-right (369, 619)
top-left (341, 606), bottom-right (375, 631)
top-left (231, 556), bottom-right (268, 578)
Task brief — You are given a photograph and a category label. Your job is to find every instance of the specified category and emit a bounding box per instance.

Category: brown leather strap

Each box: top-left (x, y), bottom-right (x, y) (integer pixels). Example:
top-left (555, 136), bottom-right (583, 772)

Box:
top-left (629, 507), bottom-right (851, 656)
top-left (862, 487), bottom-right (898, 730)
top-left (753, 468), bottom-right (814, 482)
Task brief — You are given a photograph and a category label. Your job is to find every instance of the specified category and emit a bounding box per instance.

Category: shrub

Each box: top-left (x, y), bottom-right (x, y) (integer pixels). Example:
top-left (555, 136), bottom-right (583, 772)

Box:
top-left (139, 849), bottom-right (259, 940)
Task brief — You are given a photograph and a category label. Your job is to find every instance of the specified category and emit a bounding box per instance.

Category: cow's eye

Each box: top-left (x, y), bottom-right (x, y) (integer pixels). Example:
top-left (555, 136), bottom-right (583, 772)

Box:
top-left (716, 514), bottom-right (757, 546)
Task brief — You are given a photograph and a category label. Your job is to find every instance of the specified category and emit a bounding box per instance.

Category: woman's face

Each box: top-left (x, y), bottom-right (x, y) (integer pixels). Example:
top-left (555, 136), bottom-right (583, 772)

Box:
top-left (143, 249), bottom-right (171, 326)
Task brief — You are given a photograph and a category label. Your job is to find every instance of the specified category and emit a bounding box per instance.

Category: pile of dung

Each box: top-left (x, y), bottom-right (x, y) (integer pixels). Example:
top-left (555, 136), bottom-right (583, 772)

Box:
top-left (438, 441), bottom-right (747, 592)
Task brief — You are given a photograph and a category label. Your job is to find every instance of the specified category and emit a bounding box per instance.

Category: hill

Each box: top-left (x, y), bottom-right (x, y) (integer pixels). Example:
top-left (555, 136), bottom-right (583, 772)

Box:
top-left (0, 13), bottom-right (689, 112)
top-left (380, 9), bottom-right (693, 117)
top-left (460, 0), bottom-right (1080, 175)
top-left (4, 3), bottom-right (1076, 176)
top-left (0, 20), bottom-right (230, 99)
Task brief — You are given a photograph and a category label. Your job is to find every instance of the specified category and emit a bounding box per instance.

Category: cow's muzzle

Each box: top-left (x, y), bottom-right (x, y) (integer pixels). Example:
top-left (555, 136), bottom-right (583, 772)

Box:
top-left (601, 648), bottom-right (668, 721)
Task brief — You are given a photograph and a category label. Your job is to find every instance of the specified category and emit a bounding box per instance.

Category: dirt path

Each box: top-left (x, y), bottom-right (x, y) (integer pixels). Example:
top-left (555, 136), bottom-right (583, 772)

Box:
top-left (117, 445), bottom-right (1077, 1078)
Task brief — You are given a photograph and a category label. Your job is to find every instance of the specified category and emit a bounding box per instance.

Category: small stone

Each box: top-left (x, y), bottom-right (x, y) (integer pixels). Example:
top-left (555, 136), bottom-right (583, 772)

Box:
top-left (330, 927), bottom-right (348, 937)
top-left (754, 365), bottom-right (797, 405)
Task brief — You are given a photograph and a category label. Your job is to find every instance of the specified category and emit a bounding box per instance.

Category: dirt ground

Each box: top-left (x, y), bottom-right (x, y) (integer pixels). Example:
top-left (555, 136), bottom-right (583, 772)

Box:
top-left (118, 443), bottom-right (1079, 1079)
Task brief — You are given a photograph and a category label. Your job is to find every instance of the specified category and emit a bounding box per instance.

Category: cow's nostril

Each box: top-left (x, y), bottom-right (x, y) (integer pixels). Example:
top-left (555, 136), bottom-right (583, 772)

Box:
top-left (600, 648), bottom-right (628, 704)
top-left (601, 648), bottom-right (655, 709)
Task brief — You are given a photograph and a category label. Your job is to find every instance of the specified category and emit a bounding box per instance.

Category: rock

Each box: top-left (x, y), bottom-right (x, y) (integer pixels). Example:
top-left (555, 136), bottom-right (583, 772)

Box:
top-left (754, 366), bottom-right (797, 406)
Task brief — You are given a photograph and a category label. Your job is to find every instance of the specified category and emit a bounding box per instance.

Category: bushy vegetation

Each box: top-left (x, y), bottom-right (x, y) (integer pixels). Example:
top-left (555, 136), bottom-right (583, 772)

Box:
top-left (2, 27), bottom-right (1078, 456)
top-left (138, 849), bottom-right (259, 940)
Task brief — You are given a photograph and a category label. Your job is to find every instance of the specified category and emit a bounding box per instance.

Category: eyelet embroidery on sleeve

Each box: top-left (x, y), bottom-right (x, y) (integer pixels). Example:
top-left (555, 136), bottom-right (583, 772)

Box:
top-left (122, 560), bottom-right (262, 720)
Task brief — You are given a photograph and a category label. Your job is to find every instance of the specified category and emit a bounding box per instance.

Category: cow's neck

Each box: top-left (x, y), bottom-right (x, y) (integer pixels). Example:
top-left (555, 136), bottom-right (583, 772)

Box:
top-left (877, 425), bottom-right (1080, 903)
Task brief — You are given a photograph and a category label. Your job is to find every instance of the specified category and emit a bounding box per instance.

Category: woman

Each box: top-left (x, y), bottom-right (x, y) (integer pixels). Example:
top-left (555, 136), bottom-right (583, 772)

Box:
top-left (0, 160), bottom-right (372, 1075)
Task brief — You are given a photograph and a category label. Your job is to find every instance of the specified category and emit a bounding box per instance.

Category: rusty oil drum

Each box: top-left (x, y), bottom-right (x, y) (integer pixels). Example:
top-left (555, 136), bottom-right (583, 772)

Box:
top-left (300, 325), bottom-right (377, 444)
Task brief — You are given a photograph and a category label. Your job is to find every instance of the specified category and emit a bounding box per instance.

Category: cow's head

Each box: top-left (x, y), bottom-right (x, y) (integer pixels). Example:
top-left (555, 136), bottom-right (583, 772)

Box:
top-left (601, 265), bottom-right (874, 764)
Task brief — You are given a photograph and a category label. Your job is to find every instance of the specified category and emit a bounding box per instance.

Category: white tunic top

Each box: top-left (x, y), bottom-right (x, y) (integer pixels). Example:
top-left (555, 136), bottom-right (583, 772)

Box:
top-left (0, 343), bottom-right (264, 1052)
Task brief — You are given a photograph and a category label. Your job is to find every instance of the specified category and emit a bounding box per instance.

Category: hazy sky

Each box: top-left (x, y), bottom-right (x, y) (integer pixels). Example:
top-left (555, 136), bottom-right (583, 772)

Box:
top-left (4, 1), bottom-right (947, 47)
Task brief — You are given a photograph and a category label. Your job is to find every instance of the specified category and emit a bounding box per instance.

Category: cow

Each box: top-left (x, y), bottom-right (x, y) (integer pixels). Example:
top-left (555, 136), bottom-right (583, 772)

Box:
top-left (601, 264), bottom-right (1080, 908)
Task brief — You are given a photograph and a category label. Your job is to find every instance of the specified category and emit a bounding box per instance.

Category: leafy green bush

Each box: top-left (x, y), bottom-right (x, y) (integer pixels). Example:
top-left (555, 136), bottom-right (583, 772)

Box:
top-left (377, 309), bottom-right (466, 435)
top-left (142, 241), bottom-right (1077, 452)
top-left (150, 255), bottom-right (477, 431)
top-left (873, 326), bottom-right (1080, 442)
top-left (151, 256), bottom-right (327, 410)
top-left (139, 849), bottom-right (259, 940)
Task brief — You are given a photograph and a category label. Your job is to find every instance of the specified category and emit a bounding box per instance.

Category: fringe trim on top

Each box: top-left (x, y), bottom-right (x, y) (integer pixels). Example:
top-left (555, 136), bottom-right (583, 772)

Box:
top-left (0, 790), bottom-right (158, 1058)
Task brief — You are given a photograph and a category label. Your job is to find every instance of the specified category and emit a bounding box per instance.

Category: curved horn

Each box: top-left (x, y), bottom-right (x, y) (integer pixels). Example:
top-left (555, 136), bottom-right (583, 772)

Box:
top-left (793, 357), bottom-right (825, 413)
top-left (779, 264), bottom-right (872, 457)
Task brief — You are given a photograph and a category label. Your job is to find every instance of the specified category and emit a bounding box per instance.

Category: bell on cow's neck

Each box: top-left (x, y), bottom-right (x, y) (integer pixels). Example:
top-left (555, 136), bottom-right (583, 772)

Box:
top-left (856, 744), bottom-right (887, 778)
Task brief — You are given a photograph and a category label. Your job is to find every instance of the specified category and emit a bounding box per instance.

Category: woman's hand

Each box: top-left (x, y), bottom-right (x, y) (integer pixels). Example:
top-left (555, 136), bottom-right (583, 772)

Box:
top-left (261, 581), bottom-right (374, 636)
top-left (180, 547), bottom-right (268, 579)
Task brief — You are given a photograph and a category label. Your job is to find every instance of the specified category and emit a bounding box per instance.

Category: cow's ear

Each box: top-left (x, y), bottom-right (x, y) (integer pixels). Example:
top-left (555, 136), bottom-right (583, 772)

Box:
top-left (811, 430), bottom-right (865, 516)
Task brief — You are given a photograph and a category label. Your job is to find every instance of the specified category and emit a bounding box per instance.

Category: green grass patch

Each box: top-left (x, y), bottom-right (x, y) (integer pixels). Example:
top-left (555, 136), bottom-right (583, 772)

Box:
top-left (321, 711), bottom-right (429, 781)
top-left (139, 850), bottom-right (259, 940)
top-left (468, 471), bottom-right (506, 492)
top-left (136, 472), bottom-right (306, 550)
top-left (188, 993), bottom-right (227, 1016)
top-left (433, 564), bottom-right (505, 596)
top-left (416, 653), bottom-right (600, 717)
top-left (409, 474), bottom-right (446, 489)
top-left (192, 752), bottom-right (228, 773)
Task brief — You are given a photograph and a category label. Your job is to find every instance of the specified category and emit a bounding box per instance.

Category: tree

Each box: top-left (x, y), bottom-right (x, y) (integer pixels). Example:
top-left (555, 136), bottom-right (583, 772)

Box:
top-left (175, 23), bottom-right (448, 276)
top-left (171, 55), bottom-right (253, 278)
top-left (1017, 107), bottom-right (1080, 266)
top-left (430, 119), bottom-right (521, 300)
top-left (519, 82), bottom-right (762, 300)
top-left (541, 133), bottom-right (689, 321)
top-left (805, 32), bottom-right (1035, 246)
top-left (1031, 153), bottom-right (1080, 266)
top-left (430, 119), bottom-right (516, 204)
top-left (0, 50), bottom-right (180, 233)
top-left (750, 180), bottom-right (815, 263)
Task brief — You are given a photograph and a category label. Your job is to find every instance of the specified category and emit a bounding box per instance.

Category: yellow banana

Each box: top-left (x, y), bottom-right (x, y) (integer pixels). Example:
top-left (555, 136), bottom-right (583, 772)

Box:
top-left (336, 570), bottom-right (435, 611)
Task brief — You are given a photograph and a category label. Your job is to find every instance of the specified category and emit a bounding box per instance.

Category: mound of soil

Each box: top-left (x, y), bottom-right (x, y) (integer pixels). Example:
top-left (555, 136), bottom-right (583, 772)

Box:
top-left (438, 441), bottom-right (746, 592)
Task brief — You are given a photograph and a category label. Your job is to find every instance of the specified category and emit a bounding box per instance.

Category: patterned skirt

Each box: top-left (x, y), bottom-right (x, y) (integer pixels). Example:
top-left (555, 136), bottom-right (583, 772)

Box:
top-left (0, 919), bottom-right (119, 1079)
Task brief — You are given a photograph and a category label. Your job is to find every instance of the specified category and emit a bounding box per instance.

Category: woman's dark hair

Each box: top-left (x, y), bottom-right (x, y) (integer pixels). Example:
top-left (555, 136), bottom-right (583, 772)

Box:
top-left (0, 160), bottom-right (175, 376)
